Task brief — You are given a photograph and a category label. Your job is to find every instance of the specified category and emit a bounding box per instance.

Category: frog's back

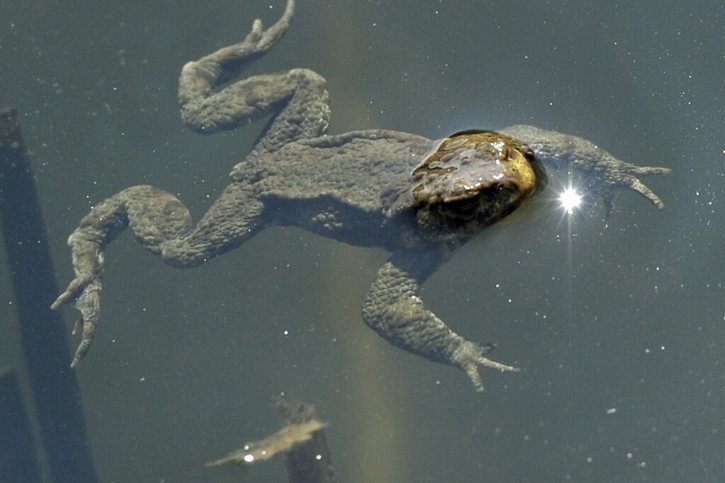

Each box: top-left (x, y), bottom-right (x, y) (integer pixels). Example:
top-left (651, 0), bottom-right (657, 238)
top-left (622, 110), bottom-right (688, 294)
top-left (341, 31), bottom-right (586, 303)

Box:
top-left (233, 130), bottom-right (433, 213)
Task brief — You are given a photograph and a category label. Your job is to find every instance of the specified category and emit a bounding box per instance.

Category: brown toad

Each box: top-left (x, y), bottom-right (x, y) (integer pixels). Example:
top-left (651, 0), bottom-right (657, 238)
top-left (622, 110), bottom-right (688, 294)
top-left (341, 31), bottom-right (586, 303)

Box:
top-left (52, 0), bottom-right (670, 391)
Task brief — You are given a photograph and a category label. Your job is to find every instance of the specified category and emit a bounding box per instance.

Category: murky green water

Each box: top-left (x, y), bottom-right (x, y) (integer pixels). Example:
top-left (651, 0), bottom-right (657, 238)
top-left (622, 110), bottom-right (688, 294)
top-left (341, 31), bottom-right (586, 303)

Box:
top-left (1, 0), bottom-right (722, 481)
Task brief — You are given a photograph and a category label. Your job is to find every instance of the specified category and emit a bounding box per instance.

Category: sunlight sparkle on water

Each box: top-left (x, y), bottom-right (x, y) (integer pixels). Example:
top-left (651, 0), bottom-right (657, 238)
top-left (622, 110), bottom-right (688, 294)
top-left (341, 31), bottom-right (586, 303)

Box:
top-left (559, 186), bottom-right (583, 214)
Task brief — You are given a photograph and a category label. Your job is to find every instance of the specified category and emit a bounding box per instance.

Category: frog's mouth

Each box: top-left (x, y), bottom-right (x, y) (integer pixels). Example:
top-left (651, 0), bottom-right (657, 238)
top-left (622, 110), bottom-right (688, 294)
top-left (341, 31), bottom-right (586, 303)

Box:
top-left (432, 181), bottom-right (531, 226)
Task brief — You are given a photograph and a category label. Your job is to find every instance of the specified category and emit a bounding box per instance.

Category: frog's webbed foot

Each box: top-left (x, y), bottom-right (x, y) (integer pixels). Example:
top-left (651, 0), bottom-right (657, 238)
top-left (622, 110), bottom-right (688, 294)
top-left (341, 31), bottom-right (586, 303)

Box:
top-left (51, 185), bottom-right (204, 368)
top-left (363, 251), bottom-right (518, 392)
top-left (501, 125), bottom-right (671, 211)
top-left (450, 341), bottom-right (519, 391)
top-left (51, 232), bottom-right (105, 368)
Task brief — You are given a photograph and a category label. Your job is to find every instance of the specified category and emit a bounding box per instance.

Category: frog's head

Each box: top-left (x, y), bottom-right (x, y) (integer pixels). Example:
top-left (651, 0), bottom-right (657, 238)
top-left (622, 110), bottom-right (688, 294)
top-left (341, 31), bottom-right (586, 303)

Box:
top-left (411, 130), bottom-right (546, 236)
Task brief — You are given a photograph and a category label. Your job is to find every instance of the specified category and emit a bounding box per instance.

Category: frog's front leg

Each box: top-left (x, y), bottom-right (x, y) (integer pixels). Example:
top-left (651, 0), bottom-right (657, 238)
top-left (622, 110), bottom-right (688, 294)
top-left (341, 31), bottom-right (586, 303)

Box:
top-left (52, 184), bottom-right (264, 367)
top-left (501, 124), bottom-right (671, 211)
top-left (362, 249), bottom-right (518, 392)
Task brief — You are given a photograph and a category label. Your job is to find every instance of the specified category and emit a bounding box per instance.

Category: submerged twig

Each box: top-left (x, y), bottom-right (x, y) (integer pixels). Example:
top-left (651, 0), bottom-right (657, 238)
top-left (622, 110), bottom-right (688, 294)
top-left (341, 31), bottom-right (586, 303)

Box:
top-left (207, 398), bottom-right (337, 483)
top-left (206, 418), bottom-right (328, 467)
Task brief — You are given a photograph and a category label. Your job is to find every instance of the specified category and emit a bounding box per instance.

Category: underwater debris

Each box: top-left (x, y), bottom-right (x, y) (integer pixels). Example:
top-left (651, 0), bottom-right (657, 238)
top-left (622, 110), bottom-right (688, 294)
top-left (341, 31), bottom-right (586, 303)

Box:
top-left (207, 418), bottom-right (328, 466)
top-left (207, 398), bottom-right (336, 483)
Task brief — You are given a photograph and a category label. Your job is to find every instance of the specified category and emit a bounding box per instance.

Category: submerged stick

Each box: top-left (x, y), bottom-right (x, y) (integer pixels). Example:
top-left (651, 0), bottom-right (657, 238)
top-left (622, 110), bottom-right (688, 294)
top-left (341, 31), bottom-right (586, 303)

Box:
top-left (207, 419), bottom-right (328, 466)
top-left (207, 398), bottom-right (336, 483)
top-left (0, 107), bottom-right (97, 482)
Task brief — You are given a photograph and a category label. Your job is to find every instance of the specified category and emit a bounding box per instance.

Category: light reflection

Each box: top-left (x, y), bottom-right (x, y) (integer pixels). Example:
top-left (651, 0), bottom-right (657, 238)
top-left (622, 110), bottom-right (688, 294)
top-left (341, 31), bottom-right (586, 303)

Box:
top-left (558, 186), bottom-right (583, 215)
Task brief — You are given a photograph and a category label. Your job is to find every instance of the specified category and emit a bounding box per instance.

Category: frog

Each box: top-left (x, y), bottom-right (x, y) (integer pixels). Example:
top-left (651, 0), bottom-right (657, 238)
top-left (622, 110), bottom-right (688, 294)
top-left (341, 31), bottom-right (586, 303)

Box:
top-left (51, 0), bottom-right (670, 392)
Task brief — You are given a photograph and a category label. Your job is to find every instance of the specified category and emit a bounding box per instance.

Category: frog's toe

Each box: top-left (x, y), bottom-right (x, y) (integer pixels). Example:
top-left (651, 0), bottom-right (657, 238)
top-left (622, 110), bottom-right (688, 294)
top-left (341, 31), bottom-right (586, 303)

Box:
top-left (625, 175), bottom-right (667, 209)
top-left (452, 340), bottom-right (519, 392)
top-left (71, 325), bottom-right (93, 369)
top-left (51, 276), bottom-right (90, 311)
top-left (66, 278), bottom-right (102, 368)
top-left (257, 0), bottom-right (296, 48)
top-left (613, 162), bottom-right (671, 209)
top-left (243, 19), bottom-right (263, 45)
top-left (223, 0), bottom-right (295, 59)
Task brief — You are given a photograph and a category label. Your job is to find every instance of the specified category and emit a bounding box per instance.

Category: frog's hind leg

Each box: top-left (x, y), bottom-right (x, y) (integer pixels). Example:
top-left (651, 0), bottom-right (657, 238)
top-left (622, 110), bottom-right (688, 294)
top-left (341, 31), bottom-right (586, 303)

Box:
top-left (178, 0), bottom-right (330, 152)
top-left (52, 184), bottom-right (263, 368)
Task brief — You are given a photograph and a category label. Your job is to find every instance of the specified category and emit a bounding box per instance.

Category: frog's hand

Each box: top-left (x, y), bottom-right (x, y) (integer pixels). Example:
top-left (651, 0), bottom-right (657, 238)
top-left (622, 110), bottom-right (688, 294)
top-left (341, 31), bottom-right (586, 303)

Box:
top-left (501, 124), bottom-right (671, 210)
top-left (362, 250), bottom-right (518, 392)
top-left (598, 161), bottom-right (671, 212)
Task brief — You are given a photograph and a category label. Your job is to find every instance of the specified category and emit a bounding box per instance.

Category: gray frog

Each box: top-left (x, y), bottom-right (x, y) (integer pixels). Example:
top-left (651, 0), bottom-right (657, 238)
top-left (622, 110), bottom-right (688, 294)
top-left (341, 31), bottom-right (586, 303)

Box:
top-left (52, 0), bottom-right (670, 391)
